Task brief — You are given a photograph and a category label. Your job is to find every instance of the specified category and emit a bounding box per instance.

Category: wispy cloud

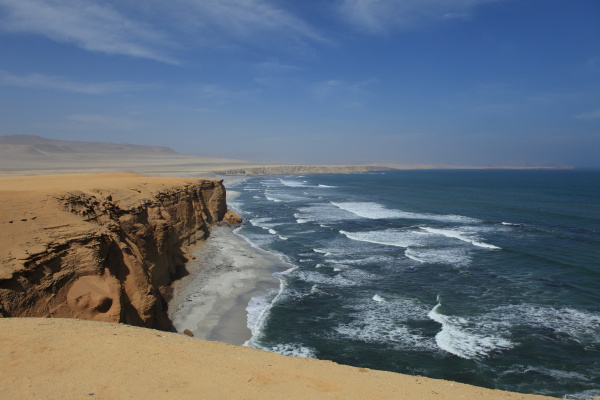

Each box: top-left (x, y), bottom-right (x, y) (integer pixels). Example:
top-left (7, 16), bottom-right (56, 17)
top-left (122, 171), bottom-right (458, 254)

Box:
top-left (169, 0), bottom-right (327, 45)
top-left (576, 108), bottom-right (600, 120)
top-left (0, 0), bottom-right (177, 63)
top-left (0, 0), bottom-right (327, 63)
top-left (309, 78), bottom-right (378, 107)
top-left (336, 0), bottom-right (500, 33)
top-left (0, 70), bottom-right (152, 94)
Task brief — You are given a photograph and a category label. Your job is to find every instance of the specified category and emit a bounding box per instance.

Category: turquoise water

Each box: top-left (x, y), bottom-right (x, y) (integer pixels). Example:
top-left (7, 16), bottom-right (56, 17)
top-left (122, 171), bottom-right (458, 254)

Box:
top-left (228, 170), bottom-right (600, 399)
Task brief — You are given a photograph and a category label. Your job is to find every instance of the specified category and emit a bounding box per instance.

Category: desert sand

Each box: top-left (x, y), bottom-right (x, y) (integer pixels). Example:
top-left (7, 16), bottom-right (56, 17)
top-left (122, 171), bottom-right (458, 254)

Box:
top-left (0, 318), bottom-right (561, 400)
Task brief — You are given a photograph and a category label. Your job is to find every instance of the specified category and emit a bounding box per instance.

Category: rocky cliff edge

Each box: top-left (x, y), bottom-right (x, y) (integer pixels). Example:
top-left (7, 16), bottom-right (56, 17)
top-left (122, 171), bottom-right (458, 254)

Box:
top-left (0, 173), bottom-right (241, 330)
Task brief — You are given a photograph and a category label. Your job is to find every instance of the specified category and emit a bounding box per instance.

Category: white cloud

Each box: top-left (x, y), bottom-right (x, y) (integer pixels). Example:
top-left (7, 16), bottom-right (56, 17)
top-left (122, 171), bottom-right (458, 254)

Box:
top-left (337, 0), bottom-right (500, 33)
top-left (0, 69), bottom-right (152, 94)
top-left (0, 0), bottom-right (177, 63)
top-left (576, 108), bottom-right (600, 120)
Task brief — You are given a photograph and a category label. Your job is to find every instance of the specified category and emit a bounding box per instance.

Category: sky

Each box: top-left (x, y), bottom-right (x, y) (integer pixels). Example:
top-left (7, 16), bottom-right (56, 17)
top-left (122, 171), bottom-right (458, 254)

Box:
top-left (0, 0), bottom-right (599, 167)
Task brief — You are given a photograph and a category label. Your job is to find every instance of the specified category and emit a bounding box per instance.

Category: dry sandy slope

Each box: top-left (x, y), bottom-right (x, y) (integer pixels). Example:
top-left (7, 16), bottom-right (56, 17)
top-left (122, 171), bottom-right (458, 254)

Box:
top-left (0, 318), bottom-right (561, 400)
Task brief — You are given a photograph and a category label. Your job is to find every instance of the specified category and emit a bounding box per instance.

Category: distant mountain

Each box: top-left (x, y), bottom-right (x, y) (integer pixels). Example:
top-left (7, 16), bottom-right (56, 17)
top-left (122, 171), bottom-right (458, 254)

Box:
top-left (0, 134), bottom-right (253, 173)
top-left (0, 135), bottom-right (179, 156)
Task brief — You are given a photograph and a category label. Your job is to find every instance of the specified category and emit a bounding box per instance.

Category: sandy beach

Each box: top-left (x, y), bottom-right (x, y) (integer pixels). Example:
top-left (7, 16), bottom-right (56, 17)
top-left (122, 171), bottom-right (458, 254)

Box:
top-left (169, 225), bottom-right (290, 345)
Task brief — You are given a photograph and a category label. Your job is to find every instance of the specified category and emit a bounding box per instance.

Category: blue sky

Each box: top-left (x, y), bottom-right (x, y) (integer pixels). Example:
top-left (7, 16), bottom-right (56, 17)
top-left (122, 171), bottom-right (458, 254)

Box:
top-left (0, 0), bottom-right (599, 166)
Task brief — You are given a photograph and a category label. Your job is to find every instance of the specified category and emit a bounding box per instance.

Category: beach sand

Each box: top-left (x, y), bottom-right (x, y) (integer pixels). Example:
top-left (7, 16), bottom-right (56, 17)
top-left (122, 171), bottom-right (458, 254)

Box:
top-left (169, 225), bottom-right (290, 345)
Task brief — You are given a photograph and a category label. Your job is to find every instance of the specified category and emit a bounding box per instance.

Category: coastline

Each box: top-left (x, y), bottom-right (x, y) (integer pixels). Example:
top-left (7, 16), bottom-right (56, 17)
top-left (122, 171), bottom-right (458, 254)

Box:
top-left (0, 168), bottom-right (591, 399)
top-left (168, 225), bottom-right (290, 345)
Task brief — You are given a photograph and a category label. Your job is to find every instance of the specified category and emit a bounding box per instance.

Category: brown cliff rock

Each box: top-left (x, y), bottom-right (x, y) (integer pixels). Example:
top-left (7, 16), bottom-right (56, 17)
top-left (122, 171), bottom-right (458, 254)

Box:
top-left (222, 209), bottom-right (243, 224)
top-left (0, 173), bottom-right (240, 330)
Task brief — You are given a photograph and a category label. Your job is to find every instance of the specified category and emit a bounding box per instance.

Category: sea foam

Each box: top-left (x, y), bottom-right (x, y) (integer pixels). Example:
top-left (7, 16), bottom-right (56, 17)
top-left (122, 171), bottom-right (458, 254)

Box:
top-left (279, 179), bottom-right (309, 187)
top-left (335, 296), bottom-right (435, 351)
top-left (404, 247), bottom-right (471, 266)
top-left (420, 227), bottom-right (501, 249)
top-left (245, 266), bottom-right (298, 347)
top-left (340, 229), bottom-right (431, 248)
top-left (428, 298), bottom-right (513, 359)
top-left (332, 202), bottom-right (479, 223)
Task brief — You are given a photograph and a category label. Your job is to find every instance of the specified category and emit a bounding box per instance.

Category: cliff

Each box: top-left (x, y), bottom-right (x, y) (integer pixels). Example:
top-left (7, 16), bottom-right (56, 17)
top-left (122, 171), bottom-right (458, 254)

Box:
top-left (0, 173), bottom-right (241, 330)
top-left (212, 164), bottom-right (394, 175)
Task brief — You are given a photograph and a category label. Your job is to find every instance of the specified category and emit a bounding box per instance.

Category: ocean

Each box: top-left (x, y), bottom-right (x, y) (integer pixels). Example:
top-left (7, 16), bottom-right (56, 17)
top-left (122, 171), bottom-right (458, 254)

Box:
top-left (227, 169), bottom-right (600, 399)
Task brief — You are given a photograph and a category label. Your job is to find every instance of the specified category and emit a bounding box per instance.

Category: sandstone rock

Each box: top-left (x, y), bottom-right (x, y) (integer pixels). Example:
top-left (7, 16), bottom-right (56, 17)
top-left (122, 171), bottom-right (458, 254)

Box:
top-left (222, 210), bottom-right (243, 225)
top-left (0, 173), bottom-right (236, 330)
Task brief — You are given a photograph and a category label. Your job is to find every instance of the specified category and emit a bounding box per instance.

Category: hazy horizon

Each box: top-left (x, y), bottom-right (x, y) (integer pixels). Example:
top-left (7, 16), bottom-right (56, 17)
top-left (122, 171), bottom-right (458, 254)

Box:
top-left (0, 1), bottom-right (598, 167)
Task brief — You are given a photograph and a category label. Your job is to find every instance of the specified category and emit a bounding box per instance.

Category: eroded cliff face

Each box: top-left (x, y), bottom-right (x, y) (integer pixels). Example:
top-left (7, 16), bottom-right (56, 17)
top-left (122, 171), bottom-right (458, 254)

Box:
top-left (0, 174), bottom-right (241, 330)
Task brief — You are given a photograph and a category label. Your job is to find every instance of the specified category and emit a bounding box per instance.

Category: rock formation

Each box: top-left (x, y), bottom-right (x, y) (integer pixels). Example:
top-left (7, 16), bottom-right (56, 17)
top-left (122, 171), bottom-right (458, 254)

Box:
top-left (0, 173), bottom-right (240, 330)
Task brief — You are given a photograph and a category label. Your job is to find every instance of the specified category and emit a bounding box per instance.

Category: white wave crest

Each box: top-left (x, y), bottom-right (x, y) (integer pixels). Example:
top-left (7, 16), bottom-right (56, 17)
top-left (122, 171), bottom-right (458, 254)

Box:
top-left (405, 247), bottom-right (471, 266)
top-left (428, 298), bottom-right (513, 359)
top-left (249, 217), bottom-right (279, 229)
top-left (340, 229), bottom-right (430, 248)
top-left (245, 266), bottom-right (297, 347)
top-left (331, 202), bottom-right (478, 223)
top-left (265, 195), bottom-right (282, 202)
top-left (267, 343), bottom-right (317, 358)
top-left (279, 179), bottom-right (308, 187)
top-left (294, 204), bottom-right (357, 224)
top-left (246, 289), bottom-right (278, 337)
top-left (420, 227), bottom-right (501, 249)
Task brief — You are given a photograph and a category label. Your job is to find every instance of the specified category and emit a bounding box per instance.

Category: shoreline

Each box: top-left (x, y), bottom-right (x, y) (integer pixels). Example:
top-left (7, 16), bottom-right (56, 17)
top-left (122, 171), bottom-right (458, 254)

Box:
top-left (168, 225), bottom-right (291, 345)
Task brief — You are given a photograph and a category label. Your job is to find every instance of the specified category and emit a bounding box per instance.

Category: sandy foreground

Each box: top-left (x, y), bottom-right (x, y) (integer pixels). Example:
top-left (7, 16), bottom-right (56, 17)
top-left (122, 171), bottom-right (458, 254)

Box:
top-left (0, 318), bottom-right (561, 400)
